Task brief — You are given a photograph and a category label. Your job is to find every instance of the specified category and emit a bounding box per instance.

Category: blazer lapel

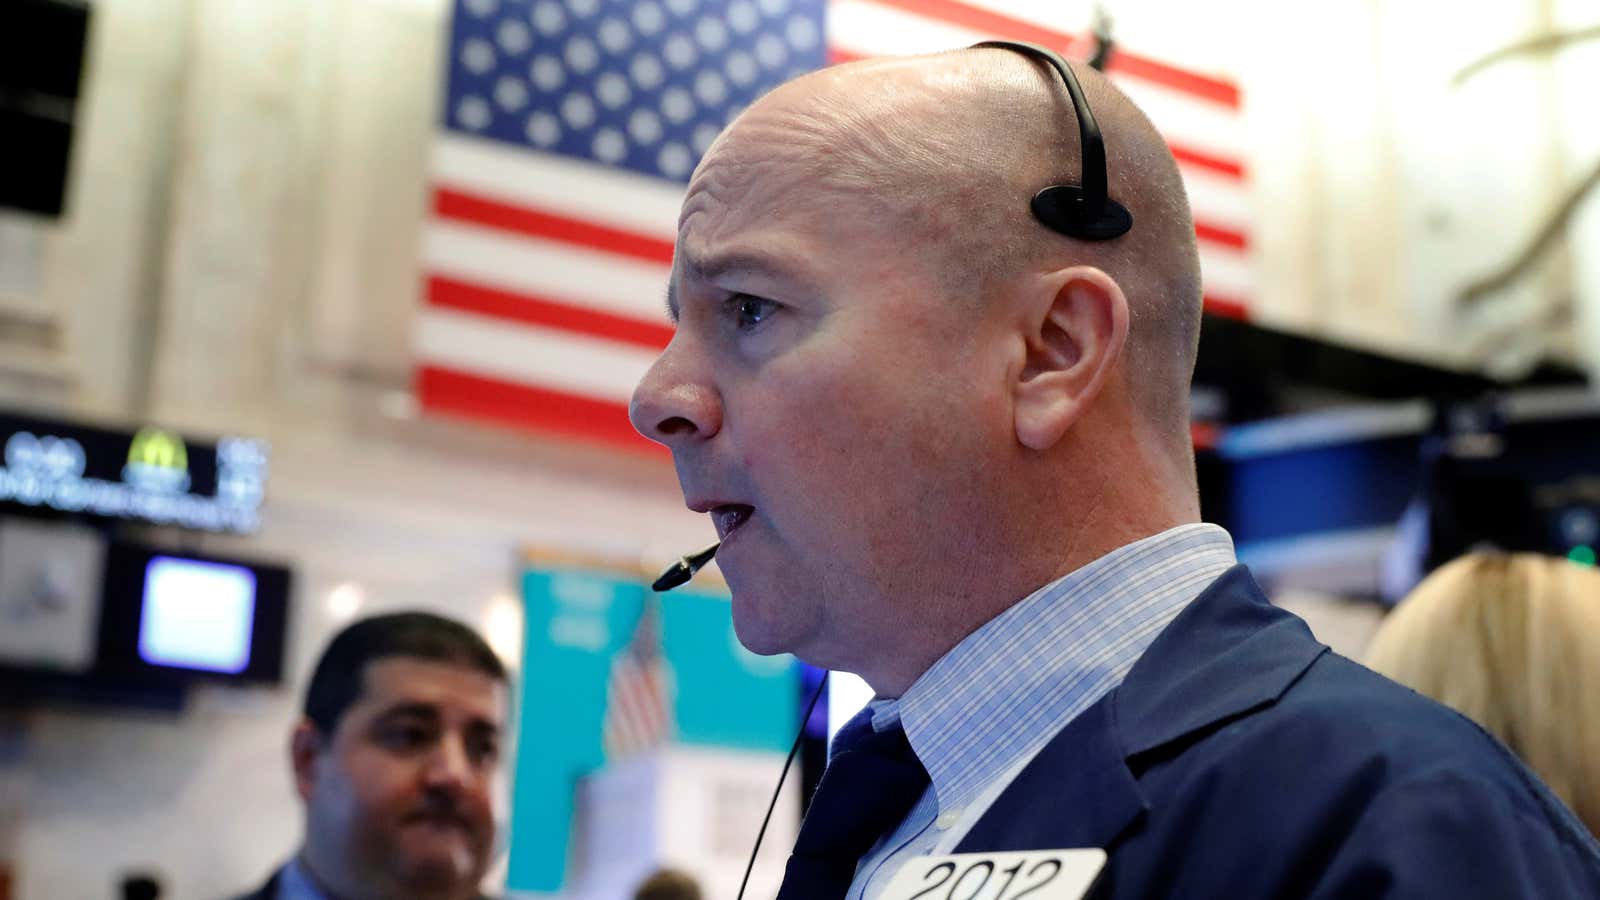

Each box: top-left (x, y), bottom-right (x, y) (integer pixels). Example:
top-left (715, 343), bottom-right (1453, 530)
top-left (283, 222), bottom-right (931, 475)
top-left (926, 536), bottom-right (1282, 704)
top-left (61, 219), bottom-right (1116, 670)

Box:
top-left (1114, 566), bottom-right (1328, 759)
top-left (955, 696), bottom-right (1146, 852)
top-left (956, 566), bottom-right (1327, 854)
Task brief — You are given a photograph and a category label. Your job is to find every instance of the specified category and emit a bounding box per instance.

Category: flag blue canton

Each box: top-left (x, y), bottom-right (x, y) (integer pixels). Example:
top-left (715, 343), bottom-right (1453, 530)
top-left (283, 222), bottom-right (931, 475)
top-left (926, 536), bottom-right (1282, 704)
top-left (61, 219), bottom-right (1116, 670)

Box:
top-left (444, 0), bottom-right (828, 183)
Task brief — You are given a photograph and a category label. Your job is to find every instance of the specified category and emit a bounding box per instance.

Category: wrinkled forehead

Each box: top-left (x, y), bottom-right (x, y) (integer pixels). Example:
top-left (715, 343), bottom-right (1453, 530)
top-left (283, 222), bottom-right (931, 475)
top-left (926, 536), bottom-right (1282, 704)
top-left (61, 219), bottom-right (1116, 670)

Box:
top-left (679, 108), bottom-right (834, 237)
top-left (670, 118), bottom-right (851, 290)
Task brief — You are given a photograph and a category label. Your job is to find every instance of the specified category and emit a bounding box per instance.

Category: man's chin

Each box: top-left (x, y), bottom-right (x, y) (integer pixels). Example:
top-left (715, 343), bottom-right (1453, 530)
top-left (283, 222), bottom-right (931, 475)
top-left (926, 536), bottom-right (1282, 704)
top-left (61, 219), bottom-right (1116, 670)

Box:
top-left (392, 835), bottom-right (483, 895)
top-left (729, 590), bottom-right (810, 659)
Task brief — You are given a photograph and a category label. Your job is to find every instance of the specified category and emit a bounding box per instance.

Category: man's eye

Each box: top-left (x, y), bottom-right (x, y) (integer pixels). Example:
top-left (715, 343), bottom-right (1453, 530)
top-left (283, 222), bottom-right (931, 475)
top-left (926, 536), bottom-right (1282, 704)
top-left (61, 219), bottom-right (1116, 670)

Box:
top-left (381, 725), bottom-right (431, 748)
top-left (729, 294), bottom-right (778, 331)
top-left (469, 736), bottom-right (500, 765)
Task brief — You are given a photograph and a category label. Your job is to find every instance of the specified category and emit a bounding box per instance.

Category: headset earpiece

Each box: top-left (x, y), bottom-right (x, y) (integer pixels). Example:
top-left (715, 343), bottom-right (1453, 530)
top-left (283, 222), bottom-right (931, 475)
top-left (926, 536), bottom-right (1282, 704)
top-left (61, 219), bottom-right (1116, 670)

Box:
top-left (1031, 185), bottom-right (1134, 241)
top-left (973, 40), bottom-right (1134, 242)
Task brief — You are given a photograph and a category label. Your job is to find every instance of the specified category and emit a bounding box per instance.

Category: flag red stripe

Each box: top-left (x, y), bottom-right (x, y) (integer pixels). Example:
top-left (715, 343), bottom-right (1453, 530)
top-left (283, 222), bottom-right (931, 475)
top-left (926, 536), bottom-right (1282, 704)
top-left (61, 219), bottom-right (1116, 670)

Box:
top-left (829, 45), bottom-right (1243, 183)
top-left (1103, 50), bottom-right (1240, 109)
top-left (439, 182), bottom-right (1246, 268)
top-left (612, 676), bottom-right (653, 746)
top-left (860, 0), bottom-right (1241, 108)
top-left (859, 0), bottom-right (1078, 58)
top-left (416, 366), bottom-right (661, 453)
top-left (1203, 293), bottom-right (1249, 321)
top-left (618, 682), bottom-right (667, 740)
top-left (1195, 220), bottom-right (1248, 251)
top-left (434, 187), bottom-right (676, 266)
top-left (1170, 144), bottom-right (1245, 180)
top-left (605, 655), bottom-right (672, 757)
top-left (427, 276), bottom-right (674, 350)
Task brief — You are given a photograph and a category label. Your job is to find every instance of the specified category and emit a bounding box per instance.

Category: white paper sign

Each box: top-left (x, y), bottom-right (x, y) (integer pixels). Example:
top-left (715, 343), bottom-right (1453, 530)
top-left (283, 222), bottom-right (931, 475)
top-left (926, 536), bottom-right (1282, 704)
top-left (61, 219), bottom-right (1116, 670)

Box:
top-left (881, 849), bottom-right (1107, 900)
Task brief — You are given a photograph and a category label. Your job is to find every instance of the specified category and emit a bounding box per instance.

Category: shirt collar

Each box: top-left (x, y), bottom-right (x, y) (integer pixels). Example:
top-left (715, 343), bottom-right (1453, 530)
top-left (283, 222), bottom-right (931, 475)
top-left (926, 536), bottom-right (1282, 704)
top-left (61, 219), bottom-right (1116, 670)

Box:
top-left (277, 857), bottom-right (332, 900)
top-left (871, 523), bottom-right (1236, 813)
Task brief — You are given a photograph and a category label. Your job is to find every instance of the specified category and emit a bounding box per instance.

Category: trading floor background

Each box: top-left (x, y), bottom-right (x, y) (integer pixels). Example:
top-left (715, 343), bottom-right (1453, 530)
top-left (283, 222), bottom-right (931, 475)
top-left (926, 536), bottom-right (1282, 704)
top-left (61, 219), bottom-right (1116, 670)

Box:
top-left (0, 0), bottom-right (1597, 898)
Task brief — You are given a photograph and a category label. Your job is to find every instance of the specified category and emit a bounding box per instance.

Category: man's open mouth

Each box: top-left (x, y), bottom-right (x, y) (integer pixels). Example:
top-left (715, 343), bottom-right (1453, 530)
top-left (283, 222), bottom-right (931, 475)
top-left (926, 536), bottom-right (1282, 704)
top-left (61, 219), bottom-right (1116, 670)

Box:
top-left (712, 504), bottom-right (754, 540)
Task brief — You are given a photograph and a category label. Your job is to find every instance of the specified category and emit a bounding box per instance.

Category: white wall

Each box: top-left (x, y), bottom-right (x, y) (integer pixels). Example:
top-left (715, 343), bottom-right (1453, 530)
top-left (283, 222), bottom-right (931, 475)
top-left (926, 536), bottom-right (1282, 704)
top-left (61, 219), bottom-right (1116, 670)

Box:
top-left (1247, 0), bottom-right (1600, 376)
top-left (907, 1), bottom-right (1600, 374)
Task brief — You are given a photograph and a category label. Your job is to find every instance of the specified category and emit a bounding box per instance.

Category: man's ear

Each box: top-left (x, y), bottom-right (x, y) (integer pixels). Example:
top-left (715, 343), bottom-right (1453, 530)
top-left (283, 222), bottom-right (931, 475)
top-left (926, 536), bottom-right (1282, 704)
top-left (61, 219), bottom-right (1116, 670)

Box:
top-left (1013, 265), bottom-right (1129, 451)
top-left (290, 719), bottom-right (325, 803)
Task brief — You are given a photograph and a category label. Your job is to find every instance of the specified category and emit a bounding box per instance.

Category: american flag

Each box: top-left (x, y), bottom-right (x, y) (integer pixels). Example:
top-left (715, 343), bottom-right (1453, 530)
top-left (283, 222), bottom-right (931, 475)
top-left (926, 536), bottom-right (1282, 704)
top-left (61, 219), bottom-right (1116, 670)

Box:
top-left (415, 0), bottom-right (1251, 450)
top-left (600, 596), bottom-right (676, 759)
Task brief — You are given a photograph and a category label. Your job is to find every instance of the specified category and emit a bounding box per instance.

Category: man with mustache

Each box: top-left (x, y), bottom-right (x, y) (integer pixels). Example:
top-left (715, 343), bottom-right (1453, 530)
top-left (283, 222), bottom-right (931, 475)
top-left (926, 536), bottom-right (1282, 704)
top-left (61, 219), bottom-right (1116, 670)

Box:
top-left (628, 44), bottom-right (1600, 898)
top-left (232, 612), bottom-right (506, 900)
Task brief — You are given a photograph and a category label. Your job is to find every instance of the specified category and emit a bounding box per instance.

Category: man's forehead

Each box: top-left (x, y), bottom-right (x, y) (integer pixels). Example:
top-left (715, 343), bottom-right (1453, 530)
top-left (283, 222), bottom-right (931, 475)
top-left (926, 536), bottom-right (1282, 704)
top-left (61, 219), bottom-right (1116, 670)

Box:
top-left (668, 141), bottom-right (843, 318)
top-left (356, 657), bottom-right (506, 720)
top-left (681, 137), bottom-right (818, 232)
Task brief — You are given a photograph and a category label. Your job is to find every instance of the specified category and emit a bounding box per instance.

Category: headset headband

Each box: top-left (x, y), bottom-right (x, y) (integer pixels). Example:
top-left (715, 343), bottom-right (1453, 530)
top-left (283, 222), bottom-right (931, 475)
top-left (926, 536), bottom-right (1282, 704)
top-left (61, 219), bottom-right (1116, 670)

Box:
top-left (972, 40), bottom-right (1133, 241)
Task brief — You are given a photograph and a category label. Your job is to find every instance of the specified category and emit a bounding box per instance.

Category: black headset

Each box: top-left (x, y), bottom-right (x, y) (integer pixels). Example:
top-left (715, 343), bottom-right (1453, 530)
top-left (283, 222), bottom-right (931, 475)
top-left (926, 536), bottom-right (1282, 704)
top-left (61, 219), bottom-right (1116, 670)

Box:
top-left (971, 40), bottom-right (1133, 242)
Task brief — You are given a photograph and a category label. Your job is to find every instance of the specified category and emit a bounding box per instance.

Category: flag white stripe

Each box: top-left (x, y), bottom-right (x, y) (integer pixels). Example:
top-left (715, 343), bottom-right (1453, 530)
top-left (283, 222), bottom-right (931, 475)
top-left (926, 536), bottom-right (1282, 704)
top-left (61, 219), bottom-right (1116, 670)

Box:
top-left (951, 0), bottom-right (1088, 37)
top-left (620, 681), bottom-right (665, 741)
top-left (415, 307), bottom-right (657, 401)
top-left (830, 0), bottom-right (988, 57)
top-left (432, 132), bottom-right (686, 238)
top-left (607, 677), bottom-right (647, 751)
top-left (424, 220), bottom-right (672, 323)
top-left (604, 656), bottom-right (672, 757)
top-left (609, 672), bottom-right (650, 750)
top-left (1113, 80), bottom-right (1244, 161)
top-left (829, 0), bottom-right (1246, 160)
top-left (421, 223), bottom-right (1249, 321)
top-left (1181, 169), bottom-right (1251, 232)
top-left (1198, 247), bottom-right (1253, 300)
top-left (429, 154), bottom-right (1245, 263)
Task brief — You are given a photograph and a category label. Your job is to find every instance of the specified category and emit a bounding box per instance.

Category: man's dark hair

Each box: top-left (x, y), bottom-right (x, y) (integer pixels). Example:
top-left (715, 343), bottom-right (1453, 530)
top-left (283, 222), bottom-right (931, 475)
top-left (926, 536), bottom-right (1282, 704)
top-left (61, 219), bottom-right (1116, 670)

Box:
top-left (303, 611), bottom-right (507, 736)
top-left (633, 868), bottom-right (702, 900)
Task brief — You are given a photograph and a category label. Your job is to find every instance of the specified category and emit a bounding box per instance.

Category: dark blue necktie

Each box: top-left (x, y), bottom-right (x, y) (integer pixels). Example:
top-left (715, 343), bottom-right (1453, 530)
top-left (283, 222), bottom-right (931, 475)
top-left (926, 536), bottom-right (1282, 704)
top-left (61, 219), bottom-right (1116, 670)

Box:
top-left (776, 712), bottom-right (932, 900)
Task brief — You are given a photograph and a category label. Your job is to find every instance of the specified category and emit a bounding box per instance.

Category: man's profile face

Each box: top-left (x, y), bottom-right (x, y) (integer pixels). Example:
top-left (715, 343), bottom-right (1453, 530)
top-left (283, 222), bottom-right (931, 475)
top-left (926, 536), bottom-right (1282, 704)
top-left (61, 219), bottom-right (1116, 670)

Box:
top-left (629, 99), bottom-right (1016, 674)
top-left (296, 657), bottom-right (506, 900)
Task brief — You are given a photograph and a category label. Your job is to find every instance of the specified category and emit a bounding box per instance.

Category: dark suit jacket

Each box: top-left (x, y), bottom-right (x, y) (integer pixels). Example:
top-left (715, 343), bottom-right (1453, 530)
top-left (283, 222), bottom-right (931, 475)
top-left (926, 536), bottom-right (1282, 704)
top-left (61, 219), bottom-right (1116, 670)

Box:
top-left (228, 867), bottom-right (495, 900)
top-left (954, 565), bottom-right (1600, 898)
top-left (228, 870), bottom-right (277, 900)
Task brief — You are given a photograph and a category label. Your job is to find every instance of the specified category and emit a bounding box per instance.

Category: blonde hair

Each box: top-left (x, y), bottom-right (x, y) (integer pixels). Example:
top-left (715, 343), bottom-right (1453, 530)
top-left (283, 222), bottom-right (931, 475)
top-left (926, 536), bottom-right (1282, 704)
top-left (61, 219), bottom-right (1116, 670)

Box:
top-left (1365, 552), bottom-right (1600, 835)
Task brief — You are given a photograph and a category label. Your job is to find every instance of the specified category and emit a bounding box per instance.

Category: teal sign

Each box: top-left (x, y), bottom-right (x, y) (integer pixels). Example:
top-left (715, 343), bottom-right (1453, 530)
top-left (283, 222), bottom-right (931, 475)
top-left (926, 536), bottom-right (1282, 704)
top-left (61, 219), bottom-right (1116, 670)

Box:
top-left (506, 565), bottom-right (797, 892)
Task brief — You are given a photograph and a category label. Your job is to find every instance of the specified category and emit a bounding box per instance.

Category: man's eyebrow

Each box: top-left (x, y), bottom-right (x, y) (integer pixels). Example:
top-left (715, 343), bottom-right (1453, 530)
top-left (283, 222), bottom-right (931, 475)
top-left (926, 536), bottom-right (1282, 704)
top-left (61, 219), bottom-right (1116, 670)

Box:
top-left (466, 717), bottom-right (503, 737)
top-left (667, 251), bottom-right (811, 321)
top-left (372, 702), bottom-right (502, 733)
top-left (373, 701), bottom-right (440, 722)
top-left (691, 251), bottom-right (803, 284)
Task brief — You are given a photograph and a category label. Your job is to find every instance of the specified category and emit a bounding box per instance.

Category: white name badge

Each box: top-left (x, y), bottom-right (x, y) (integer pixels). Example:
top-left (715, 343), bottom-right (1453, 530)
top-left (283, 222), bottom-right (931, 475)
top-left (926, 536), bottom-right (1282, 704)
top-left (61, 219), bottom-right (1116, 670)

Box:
top-left (881, 849), bottom-right (1107, 900)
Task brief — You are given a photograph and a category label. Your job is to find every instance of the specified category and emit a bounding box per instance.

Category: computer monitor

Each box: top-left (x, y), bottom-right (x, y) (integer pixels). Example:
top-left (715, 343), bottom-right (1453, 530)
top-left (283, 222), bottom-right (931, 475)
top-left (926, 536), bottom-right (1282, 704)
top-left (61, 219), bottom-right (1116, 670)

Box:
top-left (97, 542), bottom-right (291, 685)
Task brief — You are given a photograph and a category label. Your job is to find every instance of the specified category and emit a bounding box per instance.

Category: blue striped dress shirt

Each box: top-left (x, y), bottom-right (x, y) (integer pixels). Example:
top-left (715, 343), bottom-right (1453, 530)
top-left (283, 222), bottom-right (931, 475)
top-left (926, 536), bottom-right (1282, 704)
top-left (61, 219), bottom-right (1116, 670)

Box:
top-left (275, 858), bottom-right (329, 900)
top-left (848, 523), bottom-right (1238, 899)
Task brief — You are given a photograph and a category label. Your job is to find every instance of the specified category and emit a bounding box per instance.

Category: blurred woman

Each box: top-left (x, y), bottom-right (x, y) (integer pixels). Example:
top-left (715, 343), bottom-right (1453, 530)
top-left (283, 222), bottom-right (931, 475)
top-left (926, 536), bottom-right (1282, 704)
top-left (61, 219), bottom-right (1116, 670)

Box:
top-left (1366, 552), bottom-right (1600, 836)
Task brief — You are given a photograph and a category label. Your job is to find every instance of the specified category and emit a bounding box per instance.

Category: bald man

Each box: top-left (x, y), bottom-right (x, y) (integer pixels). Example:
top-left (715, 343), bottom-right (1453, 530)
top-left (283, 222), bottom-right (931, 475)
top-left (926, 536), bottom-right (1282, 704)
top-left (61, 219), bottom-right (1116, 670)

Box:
top-left (629, 47), bottom-right (1600, 899)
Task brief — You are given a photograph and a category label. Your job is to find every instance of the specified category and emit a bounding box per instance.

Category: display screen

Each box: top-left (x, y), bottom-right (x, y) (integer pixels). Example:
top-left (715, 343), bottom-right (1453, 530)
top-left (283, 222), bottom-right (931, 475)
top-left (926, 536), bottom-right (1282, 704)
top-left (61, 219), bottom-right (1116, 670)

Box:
top-left (137, 556), bottom-right (257, 674)
top-left (93, 541), bottom-right (291, 686)
top-left (0, 411), bottom-right (268, 534)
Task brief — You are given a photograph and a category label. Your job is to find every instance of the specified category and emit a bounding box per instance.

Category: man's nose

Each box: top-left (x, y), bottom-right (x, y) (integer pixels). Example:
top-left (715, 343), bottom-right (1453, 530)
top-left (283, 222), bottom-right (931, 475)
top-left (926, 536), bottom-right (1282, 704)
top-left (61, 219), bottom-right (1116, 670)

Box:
top-left (423, 735), bottom-right (475, 792)
top-left (629, 342), bottom-right (722, 447)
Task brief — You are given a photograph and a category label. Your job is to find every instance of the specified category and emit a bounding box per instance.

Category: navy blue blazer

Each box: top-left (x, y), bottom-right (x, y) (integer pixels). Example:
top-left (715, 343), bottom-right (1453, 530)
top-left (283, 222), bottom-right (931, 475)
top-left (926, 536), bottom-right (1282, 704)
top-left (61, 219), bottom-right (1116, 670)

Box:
top-left (227, 866), bottom-right (495, 900)
top-left (954, 566), bottom-right (1600, 898)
